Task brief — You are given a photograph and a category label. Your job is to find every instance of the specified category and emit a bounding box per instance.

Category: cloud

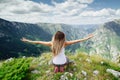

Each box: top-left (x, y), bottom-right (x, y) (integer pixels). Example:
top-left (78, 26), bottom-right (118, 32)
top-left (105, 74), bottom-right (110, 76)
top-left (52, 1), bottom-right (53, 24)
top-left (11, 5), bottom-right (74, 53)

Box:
top-left (116, 9), bottom-right (120, 15)
top-left (0, 0), bottom-right (120, 24)
top-left (77, 0), bottom-right (94, 4)
top-left (80, 8), bottom-right (116, 17)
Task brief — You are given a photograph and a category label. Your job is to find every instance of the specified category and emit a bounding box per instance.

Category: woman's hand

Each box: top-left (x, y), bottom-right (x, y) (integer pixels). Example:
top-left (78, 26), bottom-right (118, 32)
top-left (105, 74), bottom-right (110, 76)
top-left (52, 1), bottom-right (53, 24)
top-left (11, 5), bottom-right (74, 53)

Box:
top-left (86, 34), bottom-right (94, 39)
top-left (21, 37), bottom-right (52, 46)
top-left (21, 37), bottom-right (30, 42)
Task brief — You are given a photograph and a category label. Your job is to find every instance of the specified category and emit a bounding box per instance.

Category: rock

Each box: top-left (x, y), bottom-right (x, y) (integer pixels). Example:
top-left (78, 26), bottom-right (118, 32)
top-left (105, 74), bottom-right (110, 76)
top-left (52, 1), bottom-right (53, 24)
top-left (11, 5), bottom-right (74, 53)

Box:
top-left (69, 73), bottom-right (73, 77)
top-left (65, 77), bottom-right (68, 80)
top-left (31, 70), bottom-right (39, 74)
top-left (22, 56), bottom-right (26, 58)
top-left (79, 58), bottom-right (82, 61)
top-left (74, 63), bottom-right (77, 66)
top-left (60, 72), bottom-right (74, 80)
top-left (38, 61), bottom-right (45, 66)
top-left (5, 57), bottom-right (13, 63)
top-left (60, 75), bottom-right (66, 80)
top-left (31, 59), bottom-right (36, 63)
top-left (81, 70), bottom-right (87, 76)
top-left (48, 60), bottom-right (53, 65)
top-left (84, 78), bottom-right (87, 80)
top-left (106, 69), bottom-right (120, 78)
top-left (73, 68), bottom-right (77, 71)
top-left (93, 70), bottom-right (99, 75)
top-left (100, 61), bottom-right (104, 64)
top-left (38, 57), bottom-right (45, 61)
top-left (46, 70), bottom-right (50, 74)
top-left (86, 58), bottom-right (92, 63)
top-left (8, 58), bottom-right (13, 61)
top-left (64, 72), bottom-right (69, 75)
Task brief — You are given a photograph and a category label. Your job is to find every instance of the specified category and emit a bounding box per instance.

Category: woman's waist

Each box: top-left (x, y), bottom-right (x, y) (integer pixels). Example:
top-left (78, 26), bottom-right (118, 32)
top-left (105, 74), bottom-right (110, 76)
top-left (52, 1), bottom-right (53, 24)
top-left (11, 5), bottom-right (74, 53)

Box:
top-left (52, 56), bottom-right (67, 64)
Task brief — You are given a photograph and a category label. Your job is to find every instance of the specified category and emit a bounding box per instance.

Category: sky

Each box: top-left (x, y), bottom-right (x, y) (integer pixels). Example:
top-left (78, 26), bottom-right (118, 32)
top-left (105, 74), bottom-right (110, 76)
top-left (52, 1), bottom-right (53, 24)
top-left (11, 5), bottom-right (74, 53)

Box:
top-left (0, 0), bottom-right (120, 24)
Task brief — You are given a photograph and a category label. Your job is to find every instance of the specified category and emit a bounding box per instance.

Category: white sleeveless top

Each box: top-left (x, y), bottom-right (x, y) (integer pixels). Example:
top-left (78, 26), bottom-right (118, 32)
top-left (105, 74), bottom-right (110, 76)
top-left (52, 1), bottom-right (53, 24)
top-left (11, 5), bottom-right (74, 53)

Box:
top-left (53, 48), bottom-right (67, 65)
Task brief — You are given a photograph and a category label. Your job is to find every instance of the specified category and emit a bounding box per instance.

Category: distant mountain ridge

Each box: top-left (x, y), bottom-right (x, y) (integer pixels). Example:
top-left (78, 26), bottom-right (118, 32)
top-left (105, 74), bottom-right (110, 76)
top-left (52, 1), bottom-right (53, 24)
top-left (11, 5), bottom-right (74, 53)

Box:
top-left (0, 18), bottom-right (97, 59)
top-left (0, 18), bottom-right (52, 59)
top-left (90, 19), bottom-right (120, 62)
top-left (1, 18), bottom-right (120, 62)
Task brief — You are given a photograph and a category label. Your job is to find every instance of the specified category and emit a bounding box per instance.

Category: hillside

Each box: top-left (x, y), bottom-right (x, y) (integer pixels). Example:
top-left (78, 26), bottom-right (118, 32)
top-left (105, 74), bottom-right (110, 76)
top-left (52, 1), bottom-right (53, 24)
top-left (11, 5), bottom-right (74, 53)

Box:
top-left (1, 17), bottom-right (120, 63)
top-left (0, 52), bottom-right (119, 80)
top-left (0, 18), bottom-right (51, 59)
top-left (36, 23), bottom-right (98, 52)
top-left (0, 18), bottom-right (97, 59)
top-left (89, 19), bottom-right (120, 62)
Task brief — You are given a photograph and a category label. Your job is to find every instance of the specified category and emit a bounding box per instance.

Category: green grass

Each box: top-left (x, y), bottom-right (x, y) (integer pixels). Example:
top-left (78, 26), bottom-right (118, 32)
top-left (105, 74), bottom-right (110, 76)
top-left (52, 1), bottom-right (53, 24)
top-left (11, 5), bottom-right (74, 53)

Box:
top-left (0, 52), bottom-right (119, 80)
top-left (0, 57), bottom-right (33, 80)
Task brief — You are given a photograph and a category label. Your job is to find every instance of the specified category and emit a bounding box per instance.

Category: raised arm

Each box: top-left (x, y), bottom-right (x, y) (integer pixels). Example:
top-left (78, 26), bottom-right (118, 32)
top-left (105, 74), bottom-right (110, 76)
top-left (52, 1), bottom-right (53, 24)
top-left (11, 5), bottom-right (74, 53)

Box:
top-left (65, 34), bottom-right (94, 47)
top-left (21, 38), bottom-right (52, 47)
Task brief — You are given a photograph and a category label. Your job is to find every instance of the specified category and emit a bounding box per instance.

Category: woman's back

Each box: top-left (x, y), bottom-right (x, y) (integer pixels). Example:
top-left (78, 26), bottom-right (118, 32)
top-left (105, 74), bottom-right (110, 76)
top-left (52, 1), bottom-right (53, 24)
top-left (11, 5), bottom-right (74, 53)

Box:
top-left (52, 47), bottom-right (67, 65)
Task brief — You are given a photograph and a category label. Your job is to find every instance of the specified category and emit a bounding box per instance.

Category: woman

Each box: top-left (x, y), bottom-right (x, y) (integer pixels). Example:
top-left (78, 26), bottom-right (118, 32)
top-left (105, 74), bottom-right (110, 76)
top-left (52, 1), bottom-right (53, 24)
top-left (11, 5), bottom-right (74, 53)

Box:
top-left (21, 31), bottom-right (93, 73)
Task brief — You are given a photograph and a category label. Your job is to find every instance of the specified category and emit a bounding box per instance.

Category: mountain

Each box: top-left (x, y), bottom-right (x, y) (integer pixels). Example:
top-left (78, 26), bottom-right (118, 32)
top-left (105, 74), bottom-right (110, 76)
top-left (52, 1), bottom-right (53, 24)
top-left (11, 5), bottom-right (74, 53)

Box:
top-left (0, 52), bottom-right (119, 80)
top-left (0, 18), bottom-right (98, 59)
top-left (0, 18), bottom-right (51, 59)
top-left (0, 18), bottom-right (120, 79)
top-left (89, 19), bottom-right (120, 62)
top-left (36, 23), bottom-right (98, 51)
top-left (2, 17), bottom-right (120, 62)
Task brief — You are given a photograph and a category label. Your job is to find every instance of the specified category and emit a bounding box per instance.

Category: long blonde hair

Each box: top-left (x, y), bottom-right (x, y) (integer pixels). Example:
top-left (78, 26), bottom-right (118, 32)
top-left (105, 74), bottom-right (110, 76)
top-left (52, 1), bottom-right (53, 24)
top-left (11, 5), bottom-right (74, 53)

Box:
top-left (51, 31), bottom-right (65, 56)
